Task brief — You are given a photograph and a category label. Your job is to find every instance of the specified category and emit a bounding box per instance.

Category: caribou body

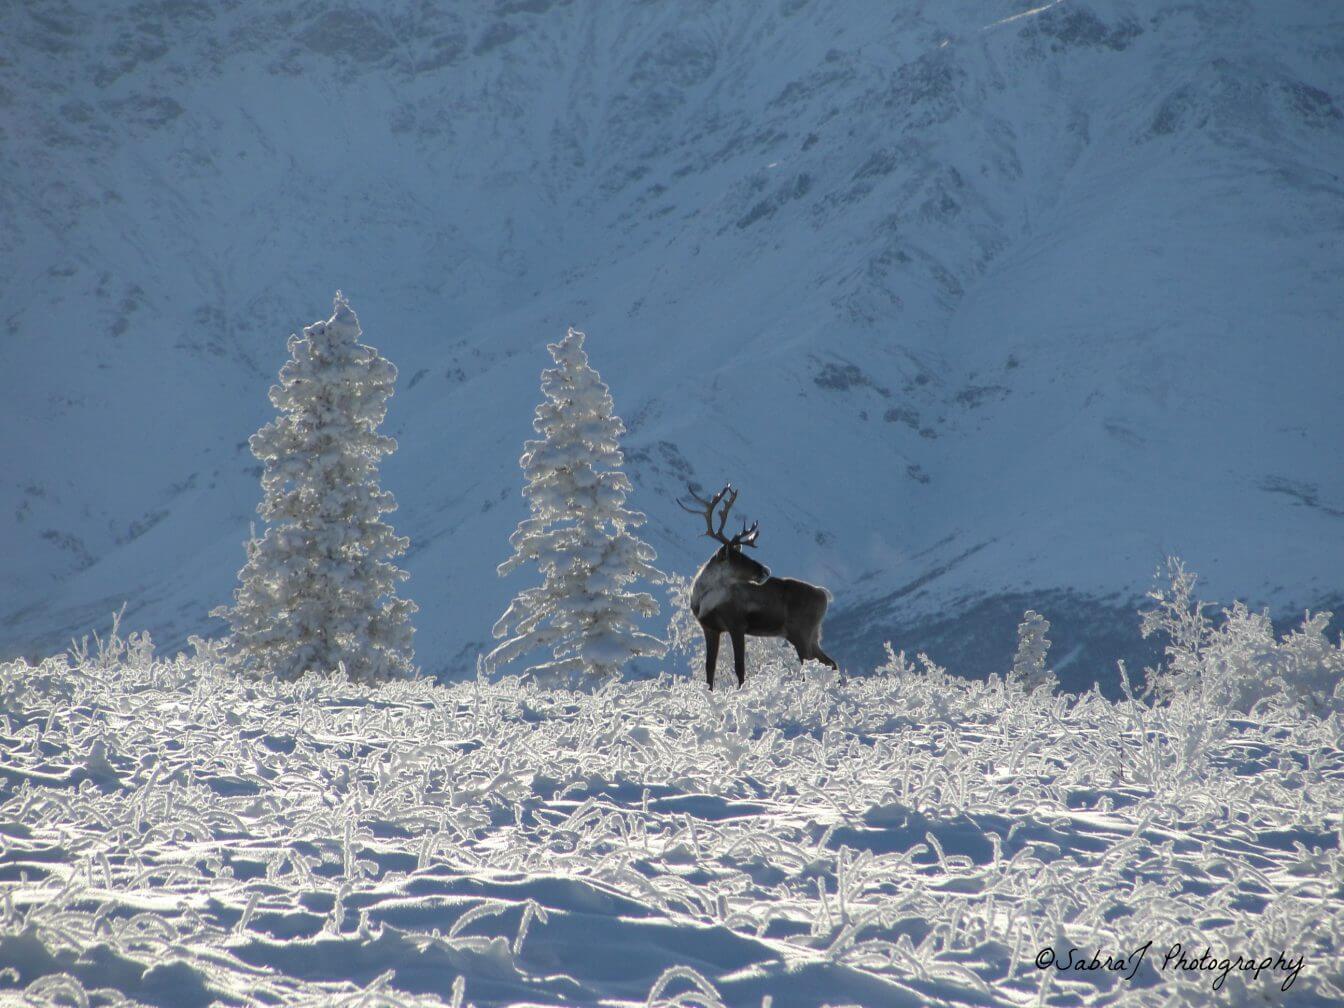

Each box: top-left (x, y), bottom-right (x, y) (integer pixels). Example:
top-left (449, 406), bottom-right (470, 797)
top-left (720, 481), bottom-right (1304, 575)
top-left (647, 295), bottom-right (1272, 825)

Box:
top-left (680, 484), bottom-right (837, 689)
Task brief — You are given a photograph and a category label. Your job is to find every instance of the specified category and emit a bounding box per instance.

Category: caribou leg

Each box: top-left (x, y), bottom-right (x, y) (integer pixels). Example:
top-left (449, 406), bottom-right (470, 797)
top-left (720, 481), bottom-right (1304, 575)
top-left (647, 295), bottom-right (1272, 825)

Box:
top-left (788, 635), bottom-right (809, 666)
top-left (703, 627), bottom-right (720, 690)
top-left (730, 628), bottom-right (747, 688)
top-left (811, 641), bottom-right (839, 670)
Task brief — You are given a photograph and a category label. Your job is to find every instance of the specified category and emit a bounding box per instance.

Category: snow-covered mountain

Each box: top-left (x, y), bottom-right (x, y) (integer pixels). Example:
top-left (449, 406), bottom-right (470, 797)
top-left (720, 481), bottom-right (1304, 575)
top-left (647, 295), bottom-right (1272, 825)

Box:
top-left (4, 0), bottom-right (1342, 683)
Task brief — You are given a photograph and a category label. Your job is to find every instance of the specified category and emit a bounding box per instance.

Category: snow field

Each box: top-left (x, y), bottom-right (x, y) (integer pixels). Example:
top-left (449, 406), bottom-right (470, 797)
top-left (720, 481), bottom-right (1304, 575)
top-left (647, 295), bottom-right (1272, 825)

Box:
top-left (0, 631), bottom-right (1341, 1006)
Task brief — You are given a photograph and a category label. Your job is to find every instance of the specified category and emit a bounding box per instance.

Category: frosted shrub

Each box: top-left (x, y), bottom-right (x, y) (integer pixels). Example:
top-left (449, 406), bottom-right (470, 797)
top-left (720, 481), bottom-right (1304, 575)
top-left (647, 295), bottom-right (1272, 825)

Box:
top-left (663, 573), bottom-right (706, 673)
top-left (212, 293), bottom-right (417, 681)
top-left (486, 329), bottom-right (666, 679)
top-left (874, 643), bottom-right (971, 721)
top-left (745, 634), bottom-right (800, 673)
top-left (875, 641), bottom-right (953, 685)
top-left (1267, 610), bottom-right (1344, 716)
top-left (1140, 558), bottom-right (1213, 700)
top-left (1008, 609), bottom-right (1056, 693)
top-left (2, 629), bottom-right (1341, 1006)
top-left (1202, 603), bottom-right (1344, 718)
top-left (67, 604), bottom-right (155, 673)
top-left (1143, 557), bottom-right (1343, 716)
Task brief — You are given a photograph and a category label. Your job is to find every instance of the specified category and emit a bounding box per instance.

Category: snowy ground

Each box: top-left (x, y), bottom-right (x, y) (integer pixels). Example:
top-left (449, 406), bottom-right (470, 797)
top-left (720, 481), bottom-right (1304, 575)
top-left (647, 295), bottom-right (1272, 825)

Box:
top-left (1, 633), bottom-right (1341, 1007)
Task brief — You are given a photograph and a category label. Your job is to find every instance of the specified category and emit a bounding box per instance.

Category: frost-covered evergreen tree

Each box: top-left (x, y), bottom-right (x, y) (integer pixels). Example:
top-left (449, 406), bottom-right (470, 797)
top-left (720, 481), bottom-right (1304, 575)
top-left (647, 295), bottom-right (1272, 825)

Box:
top-left (212, 292), bottom-right (416, 681)
top-left (1009, 609), bottom-right (1055, 692)
top-left (485, 328), bottom-right (665, 679)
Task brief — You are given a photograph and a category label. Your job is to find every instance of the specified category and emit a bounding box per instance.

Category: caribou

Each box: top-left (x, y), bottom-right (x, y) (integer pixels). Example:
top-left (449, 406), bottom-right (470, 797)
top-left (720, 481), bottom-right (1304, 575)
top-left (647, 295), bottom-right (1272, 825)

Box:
top-left (679, 484), bottom-right (837, 689)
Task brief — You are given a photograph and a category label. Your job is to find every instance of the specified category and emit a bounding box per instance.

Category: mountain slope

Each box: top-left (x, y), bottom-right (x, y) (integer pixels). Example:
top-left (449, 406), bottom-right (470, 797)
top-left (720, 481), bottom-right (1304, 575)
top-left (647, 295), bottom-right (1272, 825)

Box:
top-left (3, 0), bottom-right (1342, 680)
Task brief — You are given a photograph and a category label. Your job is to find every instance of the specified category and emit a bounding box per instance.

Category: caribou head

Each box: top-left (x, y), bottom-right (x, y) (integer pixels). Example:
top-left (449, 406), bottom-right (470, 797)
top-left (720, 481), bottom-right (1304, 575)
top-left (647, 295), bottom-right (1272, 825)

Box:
top-left (679, 484), bottom-right (838, 689)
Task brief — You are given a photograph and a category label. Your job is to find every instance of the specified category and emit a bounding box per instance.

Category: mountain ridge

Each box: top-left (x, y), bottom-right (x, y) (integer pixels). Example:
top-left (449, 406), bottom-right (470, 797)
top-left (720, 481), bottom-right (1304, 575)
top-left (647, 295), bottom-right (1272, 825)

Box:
top-left (4, 0), bottom-right (1342, 682)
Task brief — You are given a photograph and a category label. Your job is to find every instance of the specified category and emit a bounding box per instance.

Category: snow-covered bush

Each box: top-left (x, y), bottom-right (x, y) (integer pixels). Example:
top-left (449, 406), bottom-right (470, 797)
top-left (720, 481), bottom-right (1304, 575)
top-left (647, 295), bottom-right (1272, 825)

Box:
top-left (1266, 609), bottom-right (1344, 716)
top-left (1139, 558), bottom-right (1214, 701)
top-left (1142, 557), bottom-right (1343, 716)
top-left (485, 328), bottom-right (665, 679)
top-left (1008, 609), bottom-right (1056, 693)
top-left (211, 292), bottom-right (417, 682)
top-left (662, 572), bottom-right (705, 672)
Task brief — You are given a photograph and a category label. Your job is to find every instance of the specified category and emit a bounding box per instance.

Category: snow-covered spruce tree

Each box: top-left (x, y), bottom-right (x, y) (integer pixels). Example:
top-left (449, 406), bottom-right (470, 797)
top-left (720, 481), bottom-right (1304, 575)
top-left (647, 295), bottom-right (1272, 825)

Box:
top-left (212, 292), bottom-right (416, 682)
top-left (1008, 609), bottom-right (1056, 693)
top-left (485, 328), bottom-right (665, 679)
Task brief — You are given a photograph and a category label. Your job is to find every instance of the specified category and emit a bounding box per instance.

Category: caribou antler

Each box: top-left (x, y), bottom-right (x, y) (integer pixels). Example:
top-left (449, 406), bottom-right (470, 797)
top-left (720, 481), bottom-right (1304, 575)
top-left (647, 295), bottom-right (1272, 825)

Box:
top-left (679, 483), bottom-right (760, 548)
top-left (678, 483), bottom-right (733, 543)
top-left (733, 519), bottom-right (760, 549)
